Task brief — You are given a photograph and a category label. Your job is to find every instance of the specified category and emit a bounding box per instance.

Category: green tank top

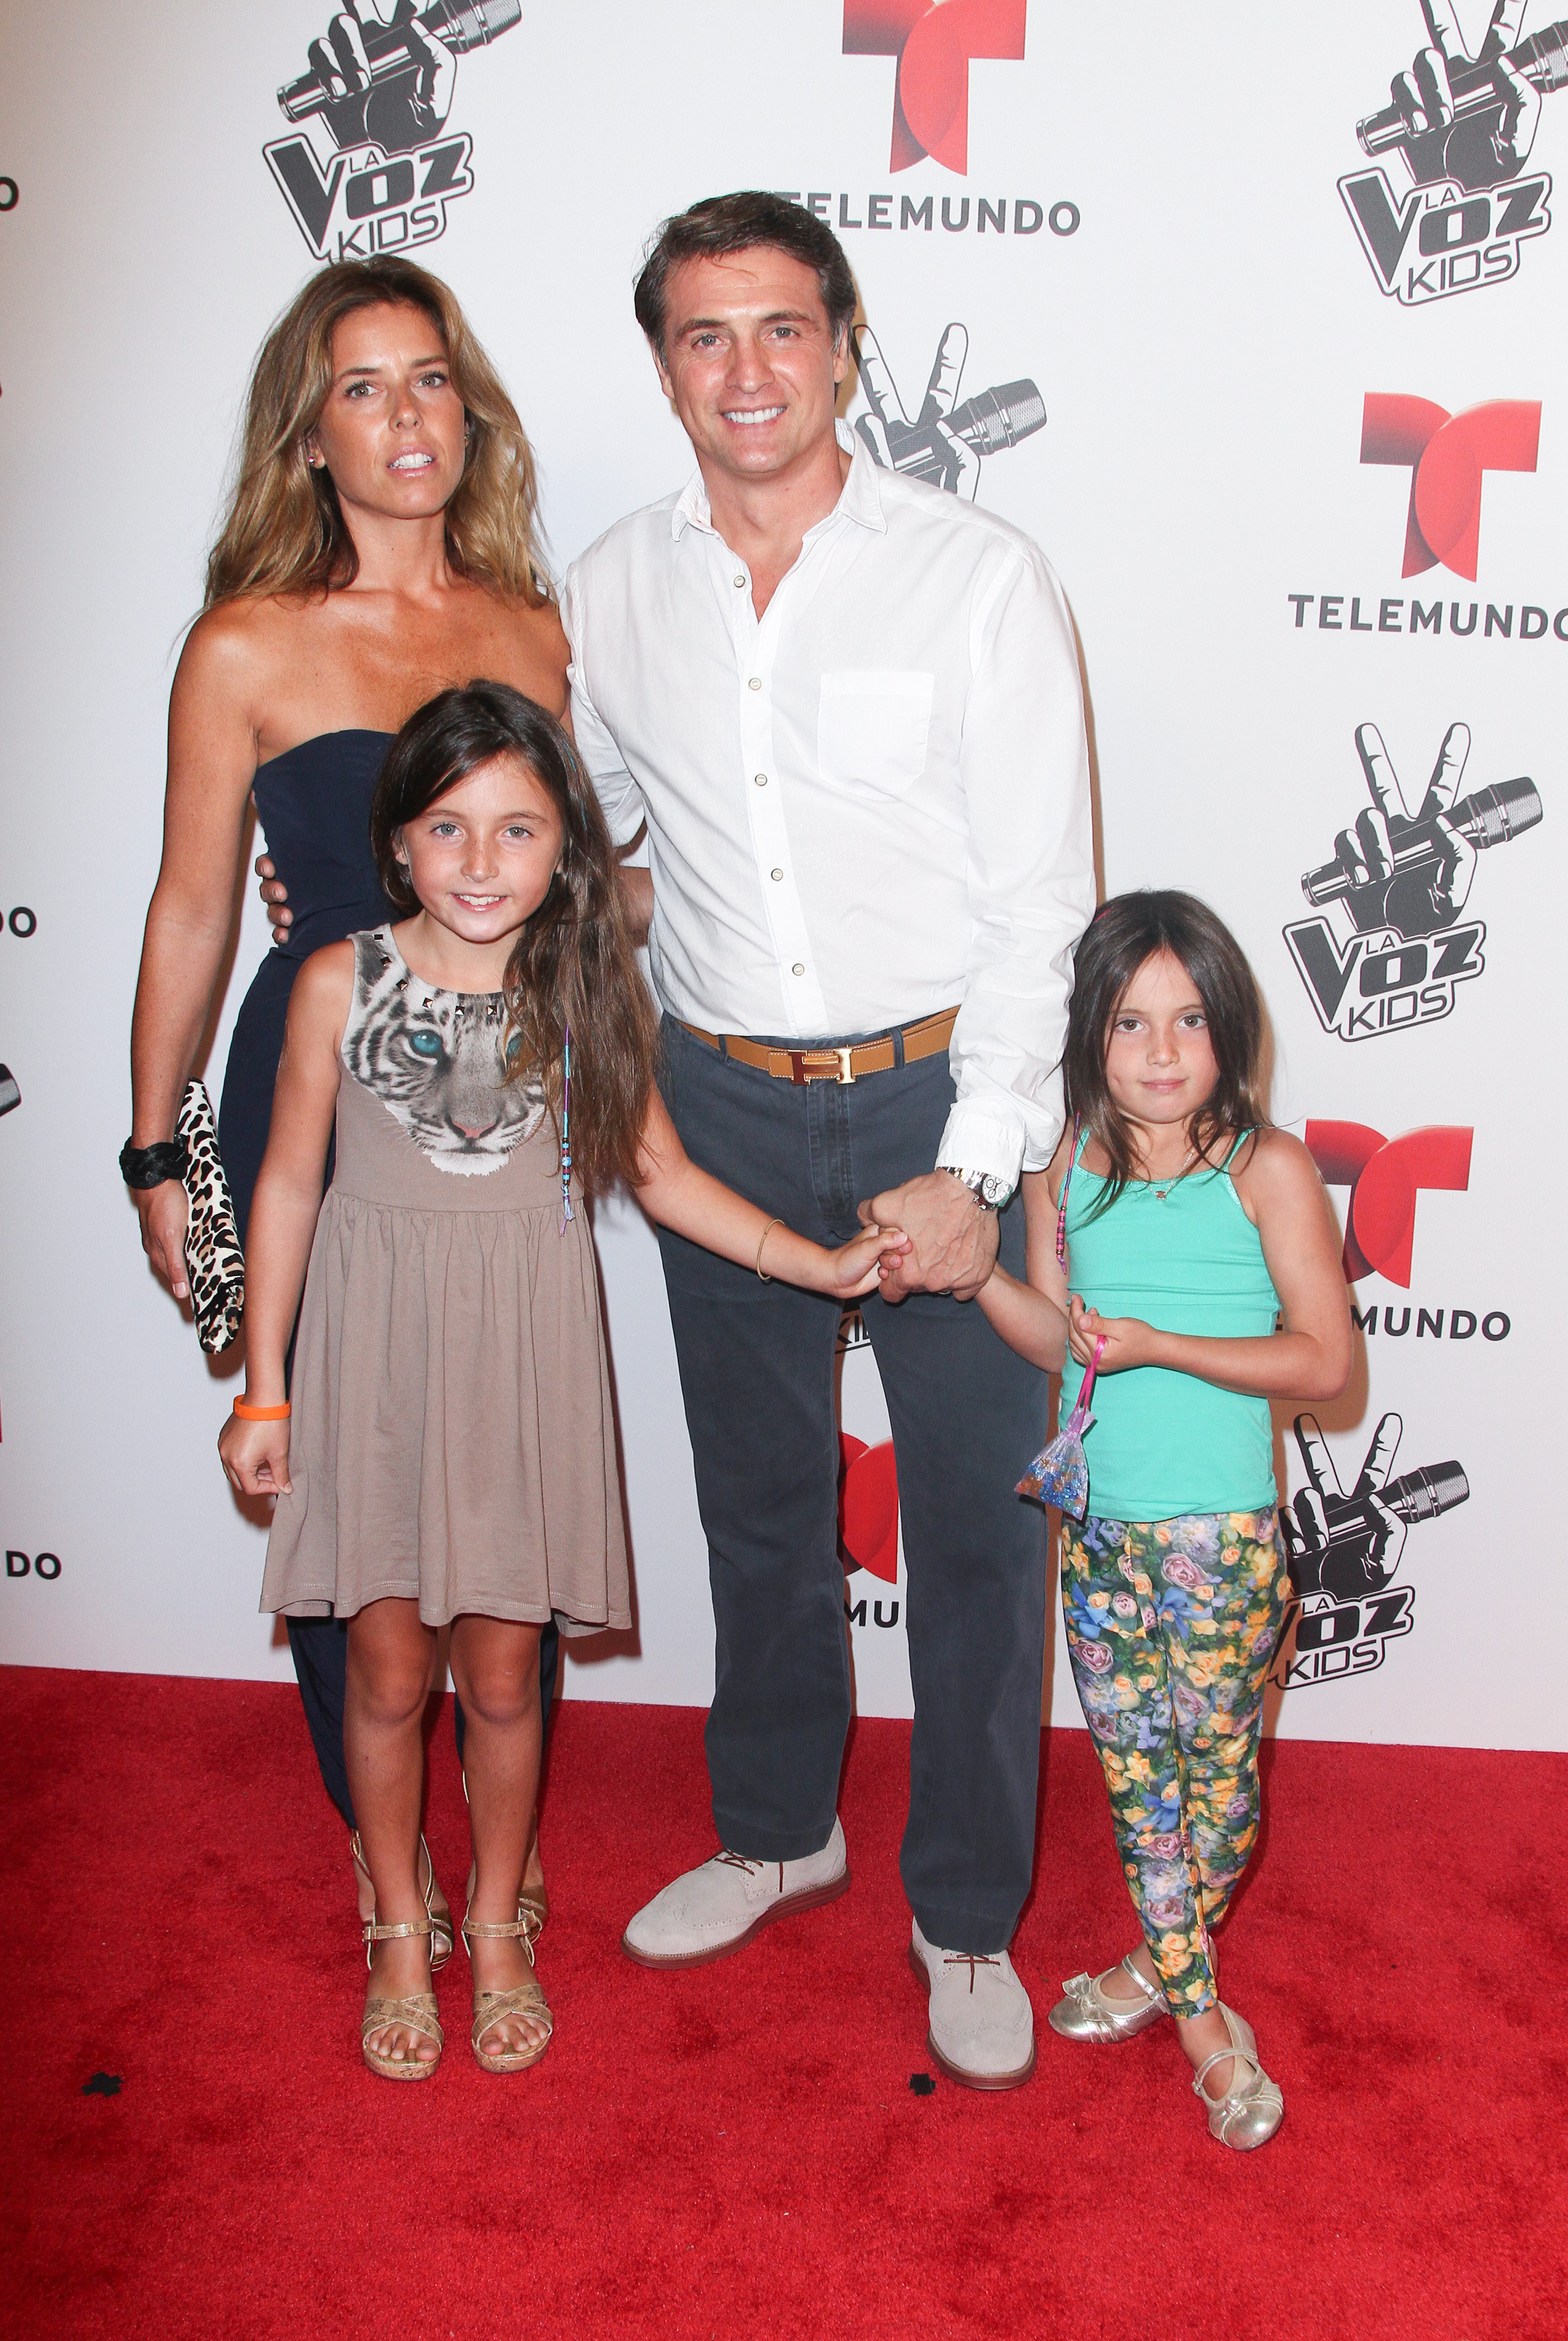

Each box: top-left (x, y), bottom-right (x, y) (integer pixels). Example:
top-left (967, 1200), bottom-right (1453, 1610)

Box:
top-left (1059, 1130), bottom-right (1281, 1523)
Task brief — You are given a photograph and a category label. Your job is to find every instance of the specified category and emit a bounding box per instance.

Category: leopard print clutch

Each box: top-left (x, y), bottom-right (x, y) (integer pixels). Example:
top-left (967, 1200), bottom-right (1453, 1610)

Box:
top-left (176, 1080), bottom-right (244, 1355)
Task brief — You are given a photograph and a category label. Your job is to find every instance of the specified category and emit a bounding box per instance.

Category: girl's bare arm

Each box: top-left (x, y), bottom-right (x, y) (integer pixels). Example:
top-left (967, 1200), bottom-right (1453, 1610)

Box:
top-left (975, 1136), bottom-right (1074, 1370)
top-left (633, 1089), bottom-right (903, 1298)
top-left (217, 946), bottom-right (350, 1496)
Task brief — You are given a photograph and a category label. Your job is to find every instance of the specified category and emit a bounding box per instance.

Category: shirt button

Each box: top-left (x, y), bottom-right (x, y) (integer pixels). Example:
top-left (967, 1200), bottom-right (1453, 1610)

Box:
top-left (792, 963), bottom-right (805, 976)
top-left (754, 773), bottom-right (768, 787)
top-left (733, 575), bottom-right (746, 588)
top-left (748, 677), bottom-right (762, 691)
top-left (771, 868), bottom-right (783, 883)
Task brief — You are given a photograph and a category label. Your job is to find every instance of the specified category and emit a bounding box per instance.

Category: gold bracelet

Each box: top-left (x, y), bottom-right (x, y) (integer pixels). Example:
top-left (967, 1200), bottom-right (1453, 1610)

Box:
top-left (755, 1217), bottom-right (783, 1282)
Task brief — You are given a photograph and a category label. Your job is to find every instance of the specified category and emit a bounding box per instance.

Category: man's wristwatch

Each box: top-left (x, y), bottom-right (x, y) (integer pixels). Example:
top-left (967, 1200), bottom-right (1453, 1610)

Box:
top-left (943, 1166), bottom-right (1013, 1212)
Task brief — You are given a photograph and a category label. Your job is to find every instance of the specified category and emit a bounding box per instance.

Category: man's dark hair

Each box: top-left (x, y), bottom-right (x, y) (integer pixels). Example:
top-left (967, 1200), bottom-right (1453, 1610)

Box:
top-left (633, 192), bottom-right (858, 361)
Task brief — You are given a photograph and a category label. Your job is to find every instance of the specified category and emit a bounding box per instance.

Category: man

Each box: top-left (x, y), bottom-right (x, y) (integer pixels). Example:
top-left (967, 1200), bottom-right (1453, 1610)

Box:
top-left (564, 192), bottom-right (1093, 2087)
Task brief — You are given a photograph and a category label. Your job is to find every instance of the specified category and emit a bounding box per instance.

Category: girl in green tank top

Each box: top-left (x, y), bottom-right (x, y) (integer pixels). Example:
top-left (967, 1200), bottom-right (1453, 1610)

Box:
top-left (978, 892), bottom-right (1351, 2152)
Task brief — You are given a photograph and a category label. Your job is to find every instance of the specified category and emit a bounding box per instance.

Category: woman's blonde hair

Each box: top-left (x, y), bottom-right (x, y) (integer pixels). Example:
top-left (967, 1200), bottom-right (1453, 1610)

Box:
top-left (205, 256), bottom-right (547, 609)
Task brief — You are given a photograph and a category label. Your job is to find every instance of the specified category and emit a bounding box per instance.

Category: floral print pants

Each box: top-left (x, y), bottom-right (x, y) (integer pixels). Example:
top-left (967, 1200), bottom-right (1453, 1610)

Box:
top-left (1059, 1509), bottom-right (1286, 2016)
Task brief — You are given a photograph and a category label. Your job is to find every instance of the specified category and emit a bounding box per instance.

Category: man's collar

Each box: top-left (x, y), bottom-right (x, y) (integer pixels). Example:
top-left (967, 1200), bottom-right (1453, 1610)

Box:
top-left (670, 419), bottom-right (889, 541)
top-left (831, 419), bottom-right (889, 535)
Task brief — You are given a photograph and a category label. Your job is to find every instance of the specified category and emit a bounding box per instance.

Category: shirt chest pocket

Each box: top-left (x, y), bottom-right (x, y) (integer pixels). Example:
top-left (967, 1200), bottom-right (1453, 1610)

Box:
top-left (817, 670), bottom-right (935, 799)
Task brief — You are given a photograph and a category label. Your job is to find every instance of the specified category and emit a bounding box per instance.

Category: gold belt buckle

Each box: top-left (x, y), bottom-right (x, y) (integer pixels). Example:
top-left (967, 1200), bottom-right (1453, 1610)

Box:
top-left (790, 1045), bottom-right (857, 1085)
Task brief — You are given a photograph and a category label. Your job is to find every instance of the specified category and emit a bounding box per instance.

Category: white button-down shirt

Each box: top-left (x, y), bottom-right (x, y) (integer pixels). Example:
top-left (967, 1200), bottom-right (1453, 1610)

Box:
top-left (562, 425), bottom-right (1094, 1188)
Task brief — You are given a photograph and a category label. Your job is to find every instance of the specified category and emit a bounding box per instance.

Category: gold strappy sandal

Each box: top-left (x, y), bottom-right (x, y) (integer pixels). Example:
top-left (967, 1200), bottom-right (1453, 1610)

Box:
top-left (350, 1830), bottom-right (455, 1973)
top-left (360, 1916), bottom-right (444, 2081)
top-left (460, 1782), bottom-right (548, 1940)
top-left (520, 1812), bottom-right (549, 1939)
top-left (463, 1909), bottom-right (552, 2076)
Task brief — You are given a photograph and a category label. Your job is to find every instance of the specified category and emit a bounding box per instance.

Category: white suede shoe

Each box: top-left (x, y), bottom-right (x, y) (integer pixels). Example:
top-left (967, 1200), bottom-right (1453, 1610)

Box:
top-left (621, 1819), bottom-right (850, 1969)
top-left (909, 1917), bottom-right (1037, 2091)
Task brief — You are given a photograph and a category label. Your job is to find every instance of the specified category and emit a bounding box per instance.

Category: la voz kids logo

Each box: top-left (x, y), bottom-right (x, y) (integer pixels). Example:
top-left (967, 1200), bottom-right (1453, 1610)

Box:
top-left (1283, 719), bottom-right (1542, 1042)
top-left (264, 0), bottom-right (520, 261)
top-left (1340, 1), bottom-right (1565, 304)
top-left (1272, 1414), bottom-right (1469, 1691)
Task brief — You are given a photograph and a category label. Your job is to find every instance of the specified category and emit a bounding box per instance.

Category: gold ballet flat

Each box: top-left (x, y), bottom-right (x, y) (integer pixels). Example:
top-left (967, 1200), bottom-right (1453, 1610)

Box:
top-left (360, 1916), bottom-right (444, 2082)
top-left (1191, 2005), bottom-right (1284, 2150)
top-left (1049, 1956), bottom-right (1169, 2043)
top-left (463, 1912), bottom-right (553, 2076)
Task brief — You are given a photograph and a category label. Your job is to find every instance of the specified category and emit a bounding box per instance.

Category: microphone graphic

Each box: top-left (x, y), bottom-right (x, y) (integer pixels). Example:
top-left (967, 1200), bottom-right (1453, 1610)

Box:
top-left (1300, 1458), bottom-right (1469, 1600)
top-left (874, 380), bottom-right (1046, 480)
top-left (278, 0), bottom-right (522, 123)
top-left (1357, 18), bottom-right (1568, 155)
top-left (1300, 776), bottom-right (1542, 906)
top-left (1378, 1462), bottom-right (1469, 1525)
top-left (945, 382), bottom-right (1047, 455)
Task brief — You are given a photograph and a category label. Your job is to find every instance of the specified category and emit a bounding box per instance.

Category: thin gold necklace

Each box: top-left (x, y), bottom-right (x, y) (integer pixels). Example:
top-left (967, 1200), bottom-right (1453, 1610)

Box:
top-left (1146, 1145), bottom-right (1197, 1201)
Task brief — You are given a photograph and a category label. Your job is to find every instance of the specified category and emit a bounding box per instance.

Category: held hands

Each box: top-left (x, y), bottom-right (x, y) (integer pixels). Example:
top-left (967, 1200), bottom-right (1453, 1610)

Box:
top-left (1068, 1295), bottom-right (1158, 1373)
top-left (822, 1223), bottom-right (910, 1299)
top-left (218, 1412), bottom-right (293, 1500)
top-left (860, 1172), bottom-right (999, 1302)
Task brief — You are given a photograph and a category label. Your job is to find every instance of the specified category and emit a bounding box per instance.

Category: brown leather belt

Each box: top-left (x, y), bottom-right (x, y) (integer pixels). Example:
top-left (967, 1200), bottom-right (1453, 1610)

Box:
top-left (679, 1007), bottom-right (958, 1086)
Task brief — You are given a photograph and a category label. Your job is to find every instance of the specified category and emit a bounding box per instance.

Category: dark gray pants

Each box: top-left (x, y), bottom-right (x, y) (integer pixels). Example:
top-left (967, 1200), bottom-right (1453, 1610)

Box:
top-left (655, 1015), bottom-right (1048, 1954)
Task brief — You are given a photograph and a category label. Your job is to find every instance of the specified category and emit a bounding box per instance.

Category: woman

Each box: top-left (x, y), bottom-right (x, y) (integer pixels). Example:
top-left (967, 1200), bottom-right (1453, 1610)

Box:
top-left (127, 255), bottom-right (565, 1950)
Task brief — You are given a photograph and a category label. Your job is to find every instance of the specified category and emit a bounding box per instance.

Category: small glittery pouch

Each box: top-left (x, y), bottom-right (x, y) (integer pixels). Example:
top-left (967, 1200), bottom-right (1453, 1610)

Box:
top-left (1016, 1336), bottom-right (1105, 1519)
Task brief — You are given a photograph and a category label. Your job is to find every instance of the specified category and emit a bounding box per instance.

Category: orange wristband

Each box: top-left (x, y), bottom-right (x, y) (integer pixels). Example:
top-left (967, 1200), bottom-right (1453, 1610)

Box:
top-left (232, 1398), bottom-right (290, 1422)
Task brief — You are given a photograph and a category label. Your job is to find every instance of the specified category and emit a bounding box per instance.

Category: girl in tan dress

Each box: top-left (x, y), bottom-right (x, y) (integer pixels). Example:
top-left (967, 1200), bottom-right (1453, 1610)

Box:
top-left (219, 681), bottom-right (901, 2083)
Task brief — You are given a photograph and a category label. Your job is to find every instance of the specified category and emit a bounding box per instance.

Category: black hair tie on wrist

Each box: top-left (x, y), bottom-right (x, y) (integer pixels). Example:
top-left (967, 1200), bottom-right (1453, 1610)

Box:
top-left (120, 1136), bottom-right (189, 1190)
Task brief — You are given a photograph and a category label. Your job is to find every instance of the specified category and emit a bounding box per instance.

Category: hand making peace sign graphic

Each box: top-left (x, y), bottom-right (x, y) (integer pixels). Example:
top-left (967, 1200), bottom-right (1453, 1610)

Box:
top-left (1280, 1416), bottom-right (1410, 1601)
top-left (1386, 1), bottom-right (1544, 190)
top-left (851, 322), bottom-right (1046, 500)
top-left (853, 322), bottom-right (984, 499)
top-left (284, 1), bottom-right (481, 155)
top-left (1318, 722), bottom-right (1479, 939)
top-left (1279, 1415), bottom-right (1470, 1604)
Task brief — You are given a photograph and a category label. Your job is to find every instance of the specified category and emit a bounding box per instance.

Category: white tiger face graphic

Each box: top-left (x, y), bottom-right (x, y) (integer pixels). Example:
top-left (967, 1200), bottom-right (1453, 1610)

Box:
top-left (346, 932), bottom-right (546, 1175)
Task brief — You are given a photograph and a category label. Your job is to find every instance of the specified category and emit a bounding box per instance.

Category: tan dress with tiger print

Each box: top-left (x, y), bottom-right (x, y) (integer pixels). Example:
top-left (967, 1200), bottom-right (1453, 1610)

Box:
top-left (260, 926), bottom-right (630, 1634)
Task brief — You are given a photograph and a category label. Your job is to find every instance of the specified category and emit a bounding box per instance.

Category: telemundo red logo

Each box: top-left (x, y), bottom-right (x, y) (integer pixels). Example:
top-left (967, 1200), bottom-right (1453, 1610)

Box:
top-left (1360, 394), bottom-right (1541, 579)
top-left (843, 0), bottom-right (1026, 172)
top-left (1304, 1121), bottom-right (1471, 1286)
top-left (839, 1435), bottom-right (899, 1582)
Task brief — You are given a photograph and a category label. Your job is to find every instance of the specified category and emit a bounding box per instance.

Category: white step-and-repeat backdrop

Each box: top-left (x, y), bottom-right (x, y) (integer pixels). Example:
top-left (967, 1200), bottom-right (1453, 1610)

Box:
top-left (2, 3), bottom-right (1562, 1749)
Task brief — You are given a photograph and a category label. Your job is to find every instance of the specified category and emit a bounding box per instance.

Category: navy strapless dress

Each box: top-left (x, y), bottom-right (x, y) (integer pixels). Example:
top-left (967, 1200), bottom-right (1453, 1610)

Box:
top-left (218, 731), bottom-right (394, 1242)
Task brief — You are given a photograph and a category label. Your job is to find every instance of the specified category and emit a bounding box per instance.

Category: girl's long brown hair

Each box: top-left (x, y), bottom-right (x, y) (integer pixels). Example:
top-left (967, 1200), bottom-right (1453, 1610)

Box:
top-left (1062, 890), bottom-right (1270, 1216)
top-left (205, 257), bottom-right (548, 608)
top-left (371, 683), bottom-right (658, 1192)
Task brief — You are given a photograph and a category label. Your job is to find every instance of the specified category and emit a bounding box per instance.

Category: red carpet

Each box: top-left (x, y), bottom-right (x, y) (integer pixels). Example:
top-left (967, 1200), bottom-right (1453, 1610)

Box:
top-left (3, 1668), bottom-right (1562, 2340)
